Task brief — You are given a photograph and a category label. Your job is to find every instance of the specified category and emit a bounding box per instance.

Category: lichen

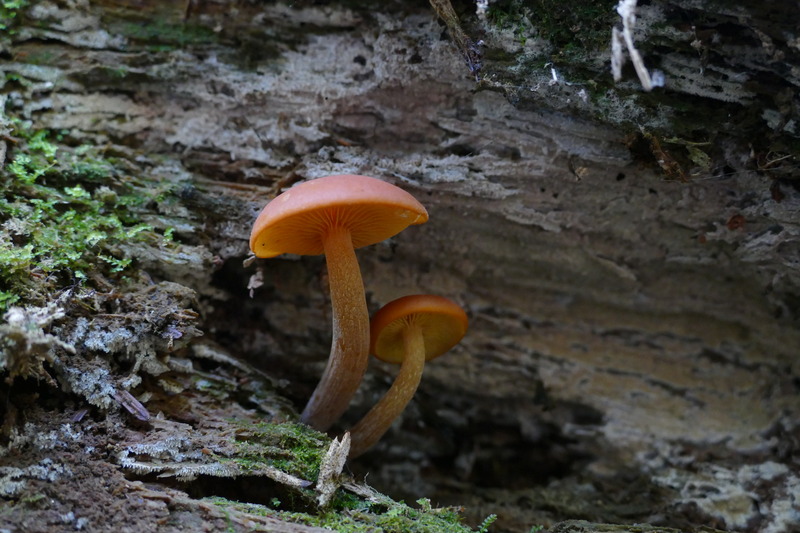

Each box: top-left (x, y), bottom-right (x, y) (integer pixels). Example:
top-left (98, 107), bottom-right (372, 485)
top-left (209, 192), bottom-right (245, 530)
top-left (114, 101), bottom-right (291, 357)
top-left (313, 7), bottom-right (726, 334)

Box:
top-left (0, 297), bottom-right (74, 384)
top-left (0, 458), bottom-right (70, 498)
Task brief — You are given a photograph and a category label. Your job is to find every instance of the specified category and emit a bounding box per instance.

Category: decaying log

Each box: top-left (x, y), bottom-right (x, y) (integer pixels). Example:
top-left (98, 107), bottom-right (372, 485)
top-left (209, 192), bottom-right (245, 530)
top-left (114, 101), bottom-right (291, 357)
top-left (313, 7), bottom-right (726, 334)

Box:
top-left (1, 1), bottom-right (798, 532)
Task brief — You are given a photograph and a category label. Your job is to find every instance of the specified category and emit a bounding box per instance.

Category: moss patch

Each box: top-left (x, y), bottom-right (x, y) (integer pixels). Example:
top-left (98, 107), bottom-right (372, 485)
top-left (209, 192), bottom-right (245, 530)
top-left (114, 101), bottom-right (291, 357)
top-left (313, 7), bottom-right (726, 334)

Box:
top-left (0, 0), bottom-right (27, 34)
top-left (0, 121), bottom-right (179, 309)
top-left (108, 19), bottom-right (218, 51)
top-left (232, 421), bottom-right (327, 482)
top-left (205, 493), bottom-right (491, 533)
top-left (487, 0), bottom-right (616, 65)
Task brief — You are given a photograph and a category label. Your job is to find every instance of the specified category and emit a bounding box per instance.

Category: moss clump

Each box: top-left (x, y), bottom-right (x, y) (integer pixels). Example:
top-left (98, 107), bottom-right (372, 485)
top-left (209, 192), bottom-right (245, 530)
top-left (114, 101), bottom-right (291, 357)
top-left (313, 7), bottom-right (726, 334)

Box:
top-left (280, 499), bottom-right (478, 532)
top-left (486, 1), bottom-right (534, 48)
top-left (232, 421), bottom-right (328, 481)
top-left (528, 0), bottom-right (616, 61)
top-left (206, 494), bottom-right (488, 533)
top-left (0, 121), bottom-right (178, 309)
top-left (488, 0), bottom-right (616, 64)
top-left (220, 422), bottom-right (494, 531)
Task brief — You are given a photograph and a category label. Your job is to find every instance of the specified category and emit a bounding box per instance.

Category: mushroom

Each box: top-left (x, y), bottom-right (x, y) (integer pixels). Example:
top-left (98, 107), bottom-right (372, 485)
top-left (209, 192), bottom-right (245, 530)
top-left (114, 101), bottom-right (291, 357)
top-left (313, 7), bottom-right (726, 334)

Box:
top-left (348, 294), bottom-right (468, 458)
top-left (249, 175), bottom-right (428, 431)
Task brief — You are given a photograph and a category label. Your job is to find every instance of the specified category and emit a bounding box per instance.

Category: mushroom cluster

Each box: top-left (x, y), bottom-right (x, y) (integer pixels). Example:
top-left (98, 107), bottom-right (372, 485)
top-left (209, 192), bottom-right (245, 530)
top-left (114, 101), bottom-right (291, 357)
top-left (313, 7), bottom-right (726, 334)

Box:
top-left (249, 174), bottom-right (468, 456)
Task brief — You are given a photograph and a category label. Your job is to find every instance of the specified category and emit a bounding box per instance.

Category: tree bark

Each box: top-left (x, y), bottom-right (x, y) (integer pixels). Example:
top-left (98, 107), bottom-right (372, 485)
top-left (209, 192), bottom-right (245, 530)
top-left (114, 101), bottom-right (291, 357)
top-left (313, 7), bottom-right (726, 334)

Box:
top-left (1, 1), bottom-right (798, 532)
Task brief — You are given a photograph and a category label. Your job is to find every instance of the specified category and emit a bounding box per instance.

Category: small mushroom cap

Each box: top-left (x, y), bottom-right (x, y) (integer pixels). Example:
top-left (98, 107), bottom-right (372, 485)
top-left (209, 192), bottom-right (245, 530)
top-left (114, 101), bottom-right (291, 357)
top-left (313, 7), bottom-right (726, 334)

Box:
top-left (250, 175), bottom-right (428, 258)
top-left (370, 294), bottom-right (468, 364)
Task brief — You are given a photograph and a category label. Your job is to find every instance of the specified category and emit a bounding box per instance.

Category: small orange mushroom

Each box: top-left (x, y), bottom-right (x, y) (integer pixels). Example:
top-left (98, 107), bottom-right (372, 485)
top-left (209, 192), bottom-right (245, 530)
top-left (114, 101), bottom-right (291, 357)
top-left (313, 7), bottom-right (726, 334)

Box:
top-left (348, 294), bottom-right (468, 458)
top-left (249, 175), bottom-right (428, 431)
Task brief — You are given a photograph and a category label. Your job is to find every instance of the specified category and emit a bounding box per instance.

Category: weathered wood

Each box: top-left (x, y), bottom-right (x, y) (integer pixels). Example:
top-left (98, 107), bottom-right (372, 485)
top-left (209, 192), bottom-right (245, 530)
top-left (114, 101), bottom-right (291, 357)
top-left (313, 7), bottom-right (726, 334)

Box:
top-left (1, 1), bottom-right (798, 532)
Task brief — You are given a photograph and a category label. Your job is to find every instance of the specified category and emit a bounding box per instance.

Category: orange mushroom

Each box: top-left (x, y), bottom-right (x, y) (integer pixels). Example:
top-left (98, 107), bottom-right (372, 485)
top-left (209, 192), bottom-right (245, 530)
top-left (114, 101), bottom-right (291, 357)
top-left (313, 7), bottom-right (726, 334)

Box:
top-left (348, 294), bottom-right (468, 458)
top-left (249, 175), bottom-right (428, 431)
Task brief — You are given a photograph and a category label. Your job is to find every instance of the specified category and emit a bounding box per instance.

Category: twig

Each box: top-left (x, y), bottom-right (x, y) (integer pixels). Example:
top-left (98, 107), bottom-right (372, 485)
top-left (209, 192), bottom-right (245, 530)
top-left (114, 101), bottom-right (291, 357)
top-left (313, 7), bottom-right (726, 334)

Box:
top-left (315, 433), bottom-right (350, 507)
top-left (429, 0), bottom-right (483, 78)
top-left (611, 0), bottom-right (664, 91)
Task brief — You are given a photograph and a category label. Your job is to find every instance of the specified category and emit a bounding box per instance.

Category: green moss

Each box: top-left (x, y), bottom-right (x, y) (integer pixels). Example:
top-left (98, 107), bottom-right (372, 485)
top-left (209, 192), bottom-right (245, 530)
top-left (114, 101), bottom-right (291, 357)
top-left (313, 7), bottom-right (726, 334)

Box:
top-left (0, 0), bottom-right (27, 34)
top-left (487, 2), bottom-right (534, 48)
top-left (533, 0), bottom-right (616, 59)
top-left (205, 494), bottom-right (485, 533)
top-left (213, 422), bottom-right (493, 531)
top-left (488, 0), bottom-right (616, 64)
top-left (109, 19), bottom-right (217, 51)
top-left (0, 121), bottom-right (178, 309)
top-left (231, 421), bottom-right (327, 481)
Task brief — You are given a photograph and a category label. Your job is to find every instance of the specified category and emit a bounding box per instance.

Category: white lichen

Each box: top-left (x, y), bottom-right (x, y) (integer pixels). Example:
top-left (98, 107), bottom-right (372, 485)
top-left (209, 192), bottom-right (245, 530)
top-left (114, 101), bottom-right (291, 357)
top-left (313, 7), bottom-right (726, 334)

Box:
top-left (60, 364), bottom-right (118, 410)
top-left (0, 299), bottom-right (75, 383)
top-left (652, 461), bottom-right (799, 532)
top-left (0, 458), bottom-right (72, 497)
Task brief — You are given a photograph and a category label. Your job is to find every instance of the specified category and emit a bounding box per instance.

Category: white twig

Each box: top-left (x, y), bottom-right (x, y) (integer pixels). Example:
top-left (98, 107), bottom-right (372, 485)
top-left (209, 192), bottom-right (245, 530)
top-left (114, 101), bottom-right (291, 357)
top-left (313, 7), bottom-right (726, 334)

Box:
top-left (612, 0), bottom-right (664, 91)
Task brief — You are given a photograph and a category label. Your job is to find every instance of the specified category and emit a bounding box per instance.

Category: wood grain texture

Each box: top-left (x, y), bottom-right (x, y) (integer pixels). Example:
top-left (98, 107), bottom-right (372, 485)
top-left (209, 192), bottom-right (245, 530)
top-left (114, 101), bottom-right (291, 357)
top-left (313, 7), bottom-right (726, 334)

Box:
top-left (2, 1), bottom-right (798, 532)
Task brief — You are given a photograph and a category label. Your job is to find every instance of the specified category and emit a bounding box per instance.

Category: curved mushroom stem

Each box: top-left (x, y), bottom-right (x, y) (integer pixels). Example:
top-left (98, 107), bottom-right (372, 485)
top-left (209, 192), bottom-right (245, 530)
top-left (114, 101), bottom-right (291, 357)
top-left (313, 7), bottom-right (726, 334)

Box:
top-left (348, 321), bottom-right (426, 458)
top-left (300, 225), bottom-right (370, 431)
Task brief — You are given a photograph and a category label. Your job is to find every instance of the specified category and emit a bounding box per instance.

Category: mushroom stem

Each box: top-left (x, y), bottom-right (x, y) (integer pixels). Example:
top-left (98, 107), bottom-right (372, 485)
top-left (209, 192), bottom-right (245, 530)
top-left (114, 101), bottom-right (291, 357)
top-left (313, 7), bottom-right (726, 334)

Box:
top-left (348, 321), bottom-right (426, 458)
top-left (300, 224), bottom-right (370, 431)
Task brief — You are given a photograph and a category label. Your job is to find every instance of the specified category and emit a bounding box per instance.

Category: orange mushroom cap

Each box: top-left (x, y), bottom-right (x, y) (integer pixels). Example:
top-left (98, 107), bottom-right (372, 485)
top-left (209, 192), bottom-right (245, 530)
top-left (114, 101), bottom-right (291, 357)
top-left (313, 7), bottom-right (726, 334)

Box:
top-left (370, 294), bottom-right (469, 364)
top-left (249, 174), bottom-right (429, 258)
